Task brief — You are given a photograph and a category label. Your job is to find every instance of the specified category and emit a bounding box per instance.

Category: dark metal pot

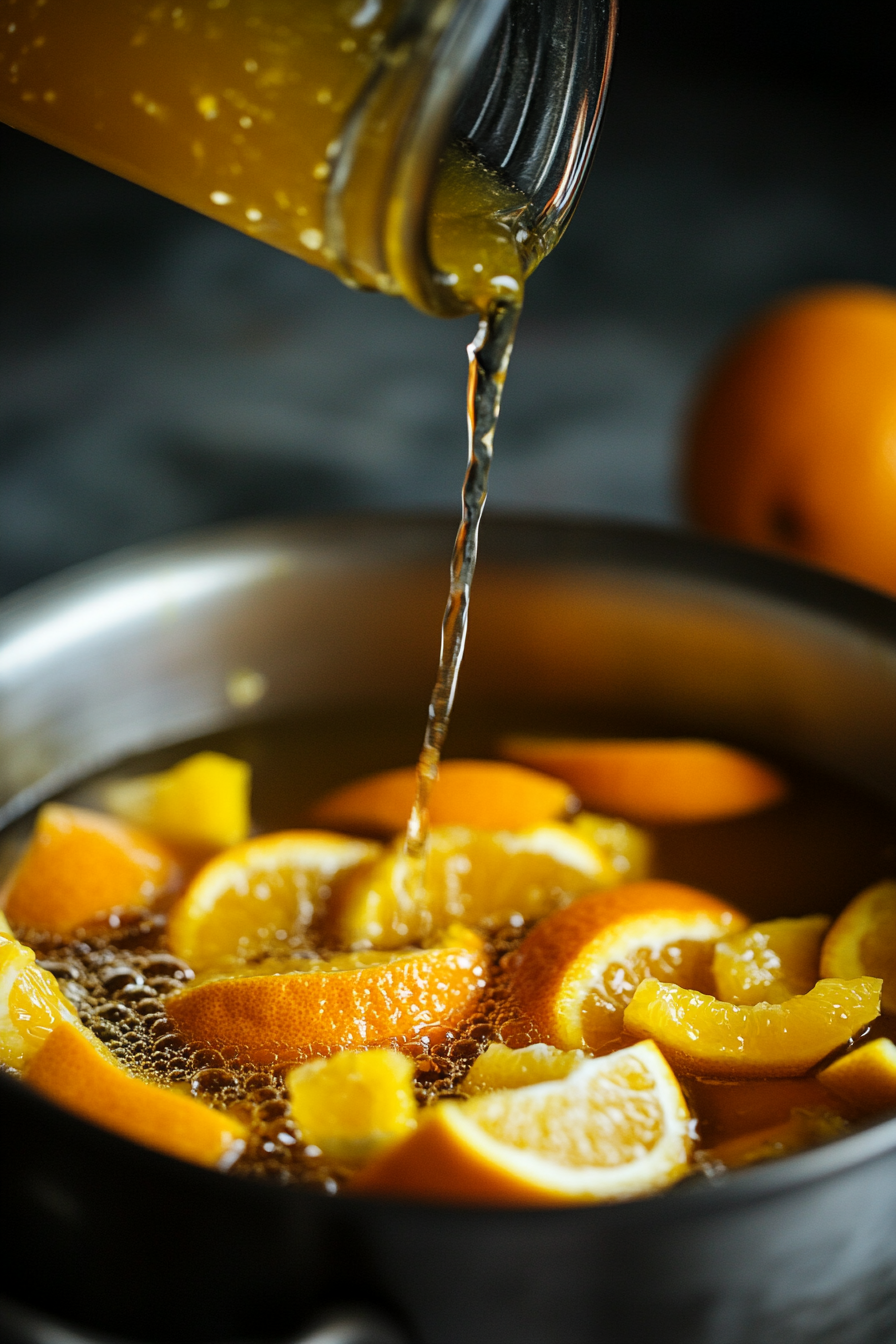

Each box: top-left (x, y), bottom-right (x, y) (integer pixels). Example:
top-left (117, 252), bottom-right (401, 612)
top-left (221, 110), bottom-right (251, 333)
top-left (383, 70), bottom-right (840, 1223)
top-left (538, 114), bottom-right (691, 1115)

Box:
top-left (1, 516), bottom-right (895, 1344)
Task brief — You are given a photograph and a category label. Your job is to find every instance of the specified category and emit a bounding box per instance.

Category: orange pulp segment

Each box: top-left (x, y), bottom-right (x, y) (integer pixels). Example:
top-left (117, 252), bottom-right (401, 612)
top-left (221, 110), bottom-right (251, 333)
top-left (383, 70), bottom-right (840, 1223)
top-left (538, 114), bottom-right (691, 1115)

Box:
top-left (459, 1042), bottom-right (587, 1096)
top-left (820, 880), bottom-right (896, 1013)
top-left (1, 803), bottom-right (177, 935)
top-left (625, 976), bottom-right (881, 1077)
top-left (105, 751), bottom-right (251, 850)
top-left (353, 1040), bottom-right (693, 1205)
top-left (818, 1038), bottom-right (896, 1113)
top-left (712, 914), bottom-right (831, 1005)
top-left (326, 819), bottom-right (631, 950)
top-left (286, 1049), bottom-right (417, 1160)
top-left (166, 935), bottom-right (489, 1063)
top-left (309, 759), bottom-right (575, 834)
top-left (686, 1076), bottom-right (848, 1146)
top-left (505, 881), bottom-right (747, 1052)
top-left (500, 737), bottom-right (787, 824)
top-left (167, 830), bottom-right (381, 971)
top-left (0, 932), bottom-right (83, 1069)
top-left (24, 1021), bottom-right (247, 1168)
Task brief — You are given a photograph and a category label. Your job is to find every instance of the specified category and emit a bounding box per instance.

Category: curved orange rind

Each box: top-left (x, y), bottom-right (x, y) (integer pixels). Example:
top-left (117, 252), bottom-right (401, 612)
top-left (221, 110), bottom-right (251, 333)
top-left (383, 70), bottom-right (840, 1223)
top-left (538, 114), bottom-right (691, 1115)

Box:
top-left (820, 880), bottom-right (896, 1014)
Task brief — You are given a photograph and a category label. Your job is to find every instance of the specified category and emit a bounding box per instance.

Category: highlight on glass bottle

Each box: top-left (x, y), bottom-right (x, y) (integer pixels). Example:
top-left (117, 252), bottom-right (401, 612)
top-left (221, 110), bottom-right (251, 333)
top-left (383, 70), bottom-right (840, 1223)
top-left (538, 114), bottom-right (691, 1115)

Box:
top-left (0, 0), bottom-right (617, 317)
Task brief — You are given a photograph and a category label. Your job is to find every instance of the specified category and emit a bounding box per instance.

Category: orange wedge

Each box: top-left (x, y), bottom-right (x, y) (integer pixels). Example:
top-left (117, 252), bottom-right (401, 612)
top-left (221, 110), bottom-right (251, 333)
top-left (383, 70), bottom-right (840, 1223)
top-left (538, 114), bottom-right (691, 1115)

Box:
top-left (705, 1108), bottom-right (850, 1171)
top-left (686, 1077), bottom-right (846, 1146)
top-left (326, 820), bottom-right (626, 950)
top-left (459, 1043), bottom-right (587, 1096)
top-left (24, 1022), bottom-right (246, 1168)
top-left (712, 915), bottom-right (830, 1005)
top-left (820, 880), bottom-right (896, 1013)
top-left (818, 1038), bottom-right (896, 1113)
top-left (500, 737), bottom-right (787, 824)
top-left (105, 751), bottom-right (251, 850)
top-left (625, 976), bottom-right (881, 1078)
top-left (286, 1049), bottom-right (417, 1160)
top-left (1, 803), bottom-right (178, 935)
top-left (166, 935), bottom-right (489, 1064)
top-left (309, 759), bottom-right (575, 835)
top-left (167, 830), bottom-right (381, 972)
top-left (0, 932), bottom-right (83, 1069)
top-left (353, 1040), bottom-right (693, 1205)
top-left (505, 881), bottom-right (747, 1052)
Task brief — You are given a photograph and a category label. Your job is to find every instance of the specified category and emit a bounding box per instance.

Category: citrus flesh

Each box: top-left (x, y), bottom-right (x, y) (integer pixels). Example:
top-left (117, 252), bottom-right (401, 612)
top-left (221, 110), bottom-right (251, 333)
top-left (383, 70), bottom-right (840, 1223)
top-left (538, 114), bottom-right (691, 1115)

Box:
top-left (459, 1042), bottom-right (587, 1096)
top-left (105, 751), bottom-right (251, 850)
top-left (0, 931), bottom-right (83, 1069)
top-left (712, 914), bottom-right (830, 1005)
top-left (500, 737), bottom-right (786, 824)
top-left (353, 1040), bottom-right (693, 1205)
top-left (505, 882), bottom-right (747, 1053)
top-left (1, 803), bottom-right (178, 935)
top-left (818, 1038), bottom-right (896, 1113)
top-left (166, 935), bottom-right (488, 1063)
top-left (24, 1021), bottom-right (247, 1168)
top-left (625, 977), bottom-right (881, 1078)
top-left (286, 1048), bottom-right (417, 1160)
top-left (821, 881), bottom-right (896, 1013)
top-left (309, 759), bottom-right (575, 834)
top-left (326, 819), bottom-right (630, 950)
top-left (167, 830), bottom-right (381, 971)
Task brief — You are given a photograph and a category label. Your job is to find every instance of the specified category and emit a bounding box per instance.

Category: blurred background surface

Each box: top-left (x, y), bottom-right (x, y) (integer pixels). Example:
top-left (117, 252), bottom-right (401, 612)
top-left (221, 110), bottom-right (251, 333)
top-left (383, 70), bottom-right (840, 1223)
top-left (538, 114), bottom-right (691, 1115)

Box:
top-left (1, 0), bottom-right (894, 597)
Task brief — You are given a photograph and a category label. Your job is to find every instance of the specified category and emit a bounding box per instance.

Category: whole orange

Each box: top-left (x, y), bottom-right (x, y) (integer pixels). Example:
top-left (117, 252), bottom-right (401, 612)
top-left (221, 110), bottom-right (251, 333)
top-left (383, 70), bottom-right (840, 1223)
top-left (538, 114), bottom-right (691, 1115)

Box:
top-left (682, 286), bottom-right (896, 595)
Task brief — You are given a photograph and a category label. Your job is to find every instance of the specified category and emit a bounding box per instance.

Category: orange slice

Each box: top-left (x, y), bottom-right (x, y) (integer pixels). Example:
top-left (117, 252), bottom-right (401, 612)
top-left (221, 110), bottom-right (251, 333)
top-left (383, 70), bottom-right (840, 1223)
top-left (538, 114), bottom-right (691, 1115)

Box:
top-left (705, 1108), bottom-right (850, 1171)
top-left (505, 881), bottom-right (747, 1052)
top-left (0, 932), bottom-right (83, 1069)
top-left (309, 759), bottom-right (575, 834)
top-left (326, 820), bottom-right (626, 950)
top-left (24, 1021), bottom-right (246, 1168)
top-left (166, 935), bottom-right (489, 1064)
top-left (500, 737), bottom-right (787, 824)
top-left (712, 915), bottom-right (830, 1005)
top-left (353, 1040), bottom-right (693, 1205)
top-left (820, 880), bottom-right (896, 1013)
top-left (459, 1043), bottom-right (587, 1096)
top-left (286, 1049), bottom-right (417, 1160)
top-left (818, 1038), bottom-right (896, 1113)
top-left (167, 830), bottom-right (381, 972)
top-left (686, 1077), bottom-right (847, 1146)
top-left (1, 803), bottom-right (178, 935)
top-left (625, 977), bottom-right (881, 1078)
top-left (105, 751), bottom-right (251, 850)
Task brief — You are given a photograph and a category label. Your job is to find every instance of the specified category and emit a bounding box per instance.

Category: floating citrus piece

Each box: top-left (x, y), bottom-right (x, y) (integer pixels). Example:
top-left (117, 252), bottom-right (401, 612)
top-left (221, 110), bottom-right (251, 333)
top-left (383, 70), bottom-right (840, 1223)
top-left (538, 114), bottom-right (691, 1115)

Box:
top-left (0, 933), bottom-right (82, 1069)
top-left (167, 830), bottom-right (381, 971)
top-left (705, 1107), bottom-right (850, 1171)
top-left (712, 914), bottom-right (830, 1005)
top-left (459, 1043), bottom-right (586, 1096)
top-left (686, 1077), bottom-right (846, 1146)
top-left (166, 934), bottom-right (489, 1064)
top-left (353, 1040), bottom-right (693, 1205)
top-left (625, 977), bottom-right (881, 1078)
top-left (820, 880), bottom-right (896, 1013)
top-left (105, 751), bottom-right (251, 850)
top-left (24, 1022), bottom-right (246, 1168)
top-left (818, 1038), bottom-right (896, 1114)
top-left (1, 803), bottom-right (178, 935)
top-left (505, 881), bottom-right (747, 1053)
top-left (500, 737), bottom-right (787, 824)
top-left (327, 820), bottom-right (624, 950)
top-left (309, 759), bottom-right (575, 835)
top-left (286, 1049), bottom-right (417, 1161)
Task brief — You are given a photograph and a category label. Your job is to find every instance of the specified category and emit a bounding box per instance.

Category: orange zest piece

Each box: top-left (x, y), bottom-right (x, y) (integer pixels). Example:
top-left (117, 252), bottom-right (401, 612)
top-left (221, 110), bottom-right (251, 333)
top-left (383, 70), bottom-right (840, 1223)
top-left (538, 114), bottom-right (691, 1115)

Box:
top-left (166, 936), bottom-right (489, 1064)
top-left (504, 881), bottom-right (747, 1052)
top-left (818, 1038), bottom-right (896, 1114)
top-left (24, 1022), bottom-right (246, 1168)
top-left (0, 932), bottom-right (83, 1069)
top-left (309, 759), bottom-right (575, 834)
top-left (167, 830), bottom-right (381, 972)
top-left (352, 1040), bottom-right (693, 1205)
top-left (286, 1049), bottom-right (418, 1161)
top-left (105, 751), bottom-right (251, 850)
top-left (500, 737), bottom-right (787, 824)
top-left (624, 976), bottom-right (881, 1078)
top-left (712, 914), bottom-right (830, 1005)
top-left (820, 880), bottom-right (896, 1013)
top-left (1, 803), bottom-right (178, 935)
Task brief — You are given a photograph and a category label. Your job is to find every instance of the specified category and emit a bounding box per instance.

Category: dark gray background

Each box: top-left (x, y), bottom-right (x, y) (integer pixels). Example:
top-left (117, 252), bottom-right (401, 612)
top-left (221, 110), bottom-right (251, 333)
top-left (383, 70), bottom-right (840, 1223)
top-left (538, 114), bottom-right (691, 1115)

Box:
top-left (1, 0), bottom-right (894, 597)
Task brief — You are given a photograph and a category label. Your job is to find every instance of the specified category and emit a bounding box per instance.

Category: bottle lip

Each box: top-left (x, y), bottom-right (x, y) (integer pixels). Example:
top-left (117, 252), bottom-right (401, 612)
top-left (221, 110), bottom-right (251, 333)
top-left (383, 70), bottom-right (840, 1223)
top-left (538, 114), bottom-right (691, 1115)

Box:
top-left (325, 0), bottom-right (618, 318)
